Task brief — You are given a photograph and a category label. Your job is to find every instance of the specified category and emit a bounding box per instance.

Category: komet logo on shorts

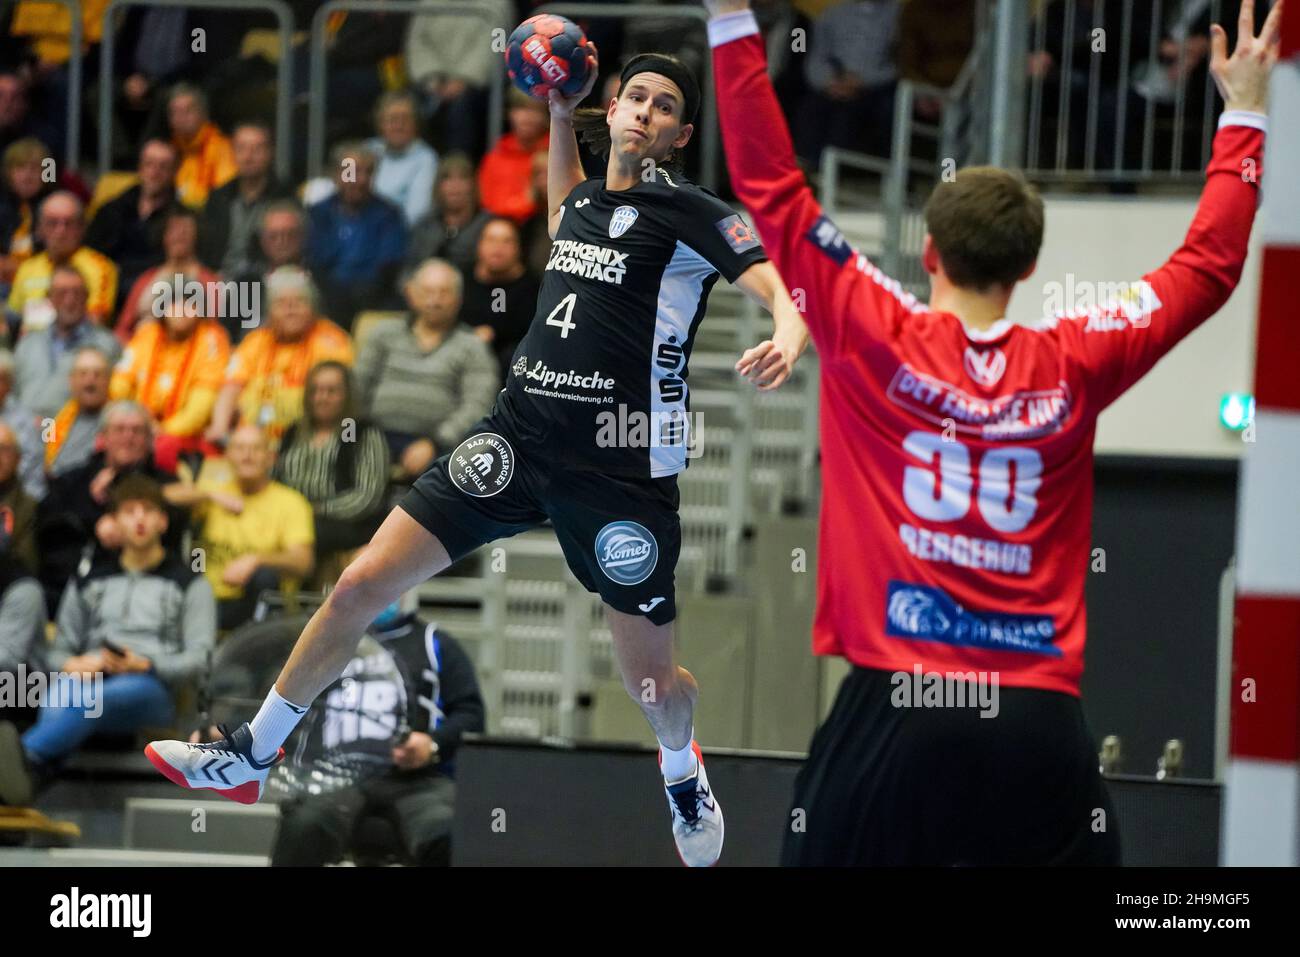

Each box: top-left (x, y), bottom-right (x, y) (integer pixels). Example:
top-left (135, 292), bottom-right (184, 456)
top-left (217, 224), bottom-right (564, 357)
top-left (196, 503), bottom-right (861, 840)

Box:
top-left (448, 432), bottom-right (515, 498)
top-left (594, 520), bottom-right (658, 586)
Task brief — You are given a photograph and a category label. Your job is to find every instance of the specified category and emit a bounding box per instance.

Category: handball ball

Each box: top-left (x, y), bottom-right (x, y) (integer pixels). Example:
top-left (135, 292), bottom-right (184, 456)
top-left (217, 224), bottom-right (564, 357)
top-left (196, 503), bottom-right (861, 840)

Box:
top-left (505, 14), bottom-right (596, 99)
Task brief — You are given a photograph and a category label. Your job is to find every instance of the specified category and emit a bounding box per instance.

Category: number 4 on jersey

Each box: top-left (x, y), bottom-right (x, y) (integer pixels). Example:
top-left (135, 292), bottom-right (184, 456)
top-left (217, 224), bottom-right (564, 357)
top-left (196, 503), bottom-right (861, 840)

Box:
top-left (546, 292), bottom-right (578, 338)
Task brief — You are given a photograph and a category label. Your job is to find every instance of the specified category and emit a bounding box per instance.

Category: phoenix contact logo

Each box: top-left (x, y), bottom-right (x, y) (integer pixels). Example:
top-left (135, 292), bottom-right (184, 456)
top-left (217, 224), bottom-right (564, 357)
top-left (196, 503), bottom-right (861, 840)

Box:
top-left (546, 240), bottom-right (628, 284)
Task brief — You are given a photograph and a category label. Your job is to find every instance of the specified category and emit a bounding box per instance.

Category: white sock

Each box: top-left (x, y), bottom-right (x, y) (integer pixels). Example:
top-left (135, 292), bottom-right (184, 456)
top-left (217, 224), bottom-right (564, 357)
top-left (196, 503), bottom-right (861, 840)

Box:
top-left (248, 686), bottom-right (308, 764)
top-left (660, 732), bottom-right (697, 782)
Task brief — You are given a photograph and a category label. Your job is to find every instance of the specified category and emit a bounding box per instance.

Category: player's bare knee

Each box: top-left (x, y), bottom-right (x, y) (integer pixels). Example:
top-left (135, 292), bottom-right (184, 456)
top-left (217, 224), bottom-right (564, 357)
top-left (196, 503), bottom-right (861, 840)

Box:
top-left (329, 559), bottom-right (397, 621)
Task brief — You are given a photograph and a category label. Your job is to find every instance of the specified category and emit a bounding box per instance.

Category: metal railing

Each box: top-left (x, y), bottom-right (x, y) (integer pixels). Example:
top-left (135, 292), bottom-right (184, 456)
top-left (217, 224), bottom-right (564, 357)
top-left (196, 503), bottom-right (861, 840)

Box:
top-left (1023, 0), bottom-right (1229, 182)
top-left (535, 2), bottom-right (719, 192)
top-left (98, 0), bottom-right (295, 179)
top-left (306, 0), bottom-right (504, 179)
top-left (45, 0), bottom-right (84, 169)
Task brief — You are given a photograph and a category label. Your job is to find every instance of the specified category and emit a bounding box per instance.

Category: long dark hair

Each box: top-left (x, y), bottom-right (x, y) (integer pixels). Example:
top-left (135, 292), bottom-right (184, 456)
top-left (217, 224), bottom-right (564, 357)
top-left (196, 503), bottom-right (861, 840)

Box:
top-left (571, 87), bottom-right (688, 174)
top-left (304, 360), bottom-right (357, 429)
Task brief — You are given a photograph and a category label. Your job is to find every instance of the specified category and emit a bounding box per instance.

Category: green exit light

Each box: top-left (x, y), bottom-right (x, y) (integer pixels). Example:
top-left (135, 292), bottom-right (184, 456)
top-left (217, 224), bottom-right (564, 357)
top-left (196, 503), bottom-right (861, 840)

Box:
top-left (1219, 393), bottom-right (1255, 431)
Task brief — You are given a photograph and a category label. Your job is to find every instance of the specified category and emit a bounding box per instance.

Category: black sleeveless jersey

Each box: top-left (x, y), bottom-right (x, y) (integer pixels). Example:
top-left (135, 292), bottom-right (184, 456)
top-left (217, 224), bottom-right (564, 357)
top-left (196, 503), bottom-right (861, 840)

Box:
top-left (496, 167), bottom-right (767, 477)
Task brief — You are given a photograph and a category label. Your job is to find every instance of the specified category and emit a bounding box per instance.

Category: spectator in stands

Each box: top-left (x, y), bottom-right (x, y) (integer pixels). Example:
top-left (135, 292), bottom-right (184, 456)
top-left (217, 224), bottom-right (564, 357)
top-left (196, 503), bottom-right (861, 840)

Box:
top-left (898, 0), bottom-right (976, 120)
top-left (0, 348), bottom-right (46, 500)
top-left (0, 421), bottom-right (39, 573)
top-left (306, 142), bottom-right (407, 328)
top-left (405, 153), bottom-right (491, 278)
top-left (85, 139), bottom-right (182, 309)
top-left (0, 70), bottom-right (61, 158)
top-left (356, 259), bottom-right (498, 480)
top-left (198, 123), bottom-right (294, 280)
top-left (269, 604), bottom-right (484, 866)
top-left (172, 424), bottom-right (314, 630)
top-left (797, 0), bottom-right (899, 163)
top-left (110, 286), bottom-right (230, 454)
top-left (166, 83), bottom-right (236, 209)
top-left (520, 149), bottom-right (553, 277)
top-left (229, 201), bottom-right (307, 341)
top-left (6, 193), bottom-right (119, 332)
top-left (1, 475), bottom-right (215, 801)
top-left (0, 137), bottom-right (55, 294)
top-left (44, 345), bottom-right (112, 477)
top-left (206, 267), bottom-right (354, 448)
top-left (5, 1), bottom-right (112, 160)
top-left (13, 265), bottom-right (120, 420)
top-left (114, 208), bottom-right (219, 343)
top-left (316, 4), bottom-right (409, 146)
top-left (369, 91), bottom-right (438, 227)
top-left (275, 361), bottom-right (389, 566)
top-left (37, 400), bottom-right (181, 616)
top-left (405, 0), bottom-right (512, 158)
top-left (461, 218), bottom-right (540, 379)
top-left (478, 91), bottom-right (550, 225)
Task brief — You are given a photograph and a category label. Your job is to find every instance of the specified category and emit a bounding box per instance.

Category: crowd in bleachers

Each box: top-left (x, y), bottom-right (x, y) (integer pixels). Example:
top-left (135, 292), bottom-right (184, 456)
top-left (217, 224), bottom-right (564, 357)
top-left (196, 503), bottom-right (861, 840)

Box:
top-left (0, 0), bottom-right (1268, 786)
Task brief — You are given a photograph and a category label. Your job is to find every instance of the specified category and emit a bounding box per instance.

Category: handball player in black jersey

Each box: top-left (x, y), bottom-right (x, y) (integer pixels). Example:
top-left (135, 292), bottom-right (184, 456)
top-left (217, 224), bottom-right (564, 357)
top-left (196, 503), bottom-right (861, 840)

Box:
top-left (144, 48), bottom-right (809, 867)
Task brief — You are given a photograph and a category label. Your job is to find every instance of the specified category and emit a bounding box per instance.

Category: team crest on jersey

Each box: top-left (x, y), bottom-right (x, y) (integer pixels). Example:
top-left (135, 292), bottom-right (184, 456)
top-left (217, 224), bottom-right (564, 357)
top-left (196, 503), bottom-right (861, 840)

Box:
top-left (447, 432), bottom-right (515, 498)
top-left (963, 347), bottom-right (1007, 387)
top-left (594, 521), bottom-right (658, 586)
top-left (608, 205), bottom-right (639, 239)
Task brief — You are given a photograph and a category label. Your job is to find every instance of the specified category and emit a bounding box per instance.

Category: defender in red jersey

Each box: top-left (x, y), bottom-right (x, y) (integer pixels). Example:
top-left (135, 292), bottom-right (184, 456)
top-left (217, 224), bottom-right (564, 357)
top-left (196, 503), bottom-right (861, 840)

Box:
top-left (705, 0), bottom-right (1282, 863)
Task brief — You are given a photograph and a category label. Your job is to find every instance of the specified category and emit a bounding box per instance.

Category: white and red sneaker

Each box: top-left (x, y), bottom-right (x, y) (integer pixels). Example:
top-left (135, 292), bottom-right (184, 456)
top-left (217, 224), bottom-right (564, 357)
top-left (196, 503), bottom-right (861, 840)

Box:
top-left (662, 741), bottom-right (724, 867)
top-left (144, 722), bottom-right (283, 805)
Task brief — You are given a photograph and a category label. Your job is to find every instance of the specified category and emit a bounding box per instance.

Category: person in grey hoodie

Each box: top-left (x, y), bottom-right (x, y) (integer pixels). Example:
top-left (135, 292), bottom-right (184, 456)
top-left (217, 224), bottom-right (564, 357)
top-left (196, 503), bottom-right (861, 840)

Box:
top-left (0, 474), bottom-right (214, 802)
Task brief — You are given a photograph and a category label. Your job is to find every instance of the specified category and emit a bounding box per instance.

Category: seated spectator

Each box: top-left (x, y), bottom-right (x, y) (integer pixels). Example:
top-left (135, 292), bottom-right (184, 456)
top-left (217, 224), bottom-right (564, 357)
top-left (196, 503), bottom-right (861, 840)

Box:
top-left (6, 192), bottom-right (118, 333)
top-left (405, 0), bottom-right (511, 158)
top-left (898, 0), bottom-right (976, 120)
top-left (0, 137), bottom-right (56, 294)
top-left (197, 123), bottom-right (294, 279)
top-left (36, 400), bottom-right (180, 615)
top-left (520, 149), bottom-right (553, 277)
top-left (0, 421), bottom-right (39, 573)
top-left (369, 91), bottom-right (437, 226)
top-left (5, 1), bottom-right (113, 160)
top-left (0, 348), bottom-right (46, 499)
top-left (270, 603), bottom-right (484, 866)
top-left (404, 153), bottom-right (491, 278)
top-left (114, 208), bottom-right (220, 342)
top-left (206, 267), bottom-right (354, 448)
top-left (84, 139), bottom-right (183, 307)
top-left (306, 142), bottom-right (407, 328)
top-left (1, 475), bottom-right (214, 801)
top-left (0, 539), bottom-right (47, 738)
top-left (0, 69), bottom-right (62, 159)
top-left (356, 259), bottom-right (498, 480)
top-left (228, 200), bottom-right (307, 342)
top-left (110, 289), bottom-right (230, 454)
top-left (274, 361), bottom-right (389, 563)
top-left (479, 91), bottom-right (549, 225)
top-left (797, 0), bottom-right (899, 164)
top-left (166, 83), bottom-right (236, 209)
top-left (45, 345), bottom-right (112, 477)
top-left (13, 264), bottom-right (120, 420)
top-left (461, 218), bottom-right (540, 379)
top-left (172, 425), bottom-right (313, 631)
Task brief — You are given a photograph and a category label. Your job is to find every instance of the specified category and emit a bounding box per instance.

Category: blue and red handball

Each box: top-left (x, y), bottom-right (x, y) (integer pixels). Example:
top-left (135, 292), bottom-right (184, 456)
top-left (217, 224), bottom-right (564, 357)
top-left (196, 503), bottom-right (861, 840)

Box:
top-left (505, 14), bottom-right (597, 99)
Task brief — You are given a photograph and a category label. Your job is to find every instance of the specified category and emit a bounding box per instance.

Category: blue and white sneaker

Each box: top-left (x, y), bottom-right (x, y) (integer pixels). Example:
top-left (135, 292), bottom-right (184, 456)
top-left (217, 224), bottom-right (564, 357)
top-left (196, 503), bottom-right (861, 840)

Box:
top-left (144, 722), bottom-right (282, 805)
top-left (662, 741), bottom-right (724, 867)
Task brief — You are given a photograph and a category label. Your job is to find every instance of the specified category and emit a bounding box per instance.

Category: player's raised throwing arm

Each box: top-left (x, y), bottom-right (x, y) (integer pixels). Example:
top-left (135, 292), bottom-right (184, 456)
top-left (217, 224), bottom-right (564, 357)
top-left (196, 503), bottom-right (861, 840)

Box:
top-left (546, 47), bottom-right (600, 239)
top-left (704, 0), bottom-right (920, 359)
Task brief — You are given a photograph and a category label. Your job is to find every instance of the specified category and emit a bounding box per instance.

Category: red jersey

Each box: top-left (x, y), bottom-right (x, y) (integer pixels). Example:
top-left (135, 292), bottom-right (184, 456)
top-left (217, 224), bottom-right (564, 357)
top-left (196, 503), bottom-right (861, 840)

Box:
top-left (711, 15), bottom-right (1265, 695)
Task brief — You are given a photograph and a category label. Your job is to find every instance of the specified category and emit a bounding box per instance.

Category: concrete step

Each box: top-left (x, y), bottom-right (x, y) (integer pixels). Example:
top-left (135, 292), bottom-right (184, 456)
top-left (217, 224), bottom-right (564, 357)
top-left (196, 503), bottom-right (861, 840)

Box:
top-left (123, 798), bottom-right (280, 857)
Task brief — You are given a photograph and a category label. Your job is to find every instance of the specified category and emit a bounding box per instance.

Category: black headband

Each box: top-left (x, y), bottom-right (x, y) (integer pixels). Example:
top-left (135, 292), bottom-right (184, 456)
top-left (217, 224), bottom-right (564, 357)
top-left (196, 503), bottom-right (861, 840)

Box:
top-left (619, 53), bottom-right (700, 125)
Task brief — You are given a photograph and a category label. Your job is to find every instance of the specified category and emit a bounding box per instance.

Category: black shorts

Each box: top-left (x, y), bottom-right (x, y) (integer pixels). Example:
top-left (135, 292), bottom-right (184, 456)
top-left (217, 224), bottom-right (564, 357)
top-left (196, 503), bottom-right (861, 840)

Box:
top-left (780, 666), bottom-right (1122, 866)
top-left (398, 415), bottom-right (681, 625)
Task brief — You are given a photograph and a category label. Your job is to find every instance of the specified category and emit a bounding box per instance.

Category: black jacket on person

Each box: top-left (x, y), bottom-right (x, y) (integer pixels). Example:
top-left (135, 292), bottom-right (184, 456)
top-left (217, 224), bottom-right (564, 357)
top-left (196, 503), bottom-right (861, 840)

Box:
top-left (196, 176), bottom-right (296, 274)
top-left (35, 451), bottom-right (183, 615)
top-left (84, 185), bottom-right (183, 307)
